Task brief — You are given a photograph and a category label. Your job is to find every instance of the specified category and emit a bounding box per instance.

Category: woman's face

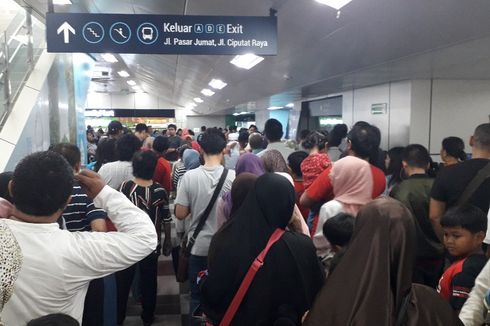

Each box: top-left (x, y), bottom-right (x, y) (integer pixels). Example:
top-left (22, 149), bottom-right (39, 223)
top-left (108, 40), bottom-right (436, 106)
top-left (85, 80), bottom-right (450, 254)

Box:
top-left (385, 154), bottom-right (391, 171)
top-left (87, 132), bottom-right (95, 143)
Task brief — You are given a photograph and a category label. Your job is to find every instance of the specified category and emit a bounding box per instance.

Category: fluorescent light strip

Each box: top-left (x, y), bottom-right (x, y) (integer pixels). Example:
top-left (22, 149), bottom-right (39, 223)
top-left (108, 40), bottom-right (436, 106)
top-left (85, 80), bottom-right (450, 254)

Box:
top-left (193, 97), bottom-right (203, 103)
top-left (267, 106), bottom-right (283, 110)
top-left (286, 103), bottom-right (294, 108)
top-left (53, 0), bottom-right (72, 4)
top-left (101, 53), bottom-right (118, 63)
top-left (230, 53), bottom-right (264, 70)
top-left (315, 0), bottom-right (352, 10)
top-left (201, 88), bottom-right (215, 97)
top-left (209, 79), bottom-right (227, 90)
top-left (187, 103), bottom-right (197, 107)
top-left (117, 70), bottom-right (130, 78)
top-left (127, 80), bottom-right (136, 86)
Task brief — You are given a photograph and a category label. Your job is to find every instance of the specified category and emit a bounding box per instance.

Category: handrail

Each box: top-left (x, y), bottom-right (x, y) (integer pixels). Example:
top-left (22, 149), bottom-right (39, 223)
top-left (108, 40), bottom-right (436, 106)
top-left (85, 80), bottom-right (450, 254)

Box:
top-left (0, 6), bottom-right (45, 129)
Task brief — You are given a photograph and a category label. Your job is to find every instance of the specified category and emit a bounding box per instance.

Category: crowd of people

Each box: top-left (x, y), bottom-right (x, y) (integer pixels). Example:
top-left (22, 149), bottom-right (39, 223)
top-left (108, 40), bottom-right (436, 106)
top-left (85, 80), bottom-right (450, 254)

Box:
top-left (0, 118), bottom-right (489, 326)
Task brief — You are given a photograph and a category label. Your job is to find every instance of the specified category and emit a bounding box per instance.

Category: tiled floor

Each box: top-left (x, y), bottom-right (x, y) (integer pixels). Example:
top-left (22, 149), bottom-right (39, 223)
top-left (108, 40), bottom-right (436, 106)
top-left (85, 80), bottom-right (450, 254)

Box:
top-left (122, 206), bottom-right (191, 326)
top-left (124, 253), bottom-right (190, 326)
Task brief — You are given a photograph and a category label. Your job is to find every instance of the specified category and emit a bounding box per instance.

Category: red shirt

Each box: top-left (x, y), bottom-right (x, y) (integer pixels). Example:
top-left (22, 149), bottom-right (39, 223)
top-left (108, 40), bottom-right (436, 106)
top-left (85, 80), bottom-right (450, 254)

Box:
top-left (294, 180), bottom-right (309, 220)
top-left (300, 153), bottom-right (332, 190)
top-left (437, 254), bottom-right (487, 310)
top-left (153, 157), bottom-right (172, 192)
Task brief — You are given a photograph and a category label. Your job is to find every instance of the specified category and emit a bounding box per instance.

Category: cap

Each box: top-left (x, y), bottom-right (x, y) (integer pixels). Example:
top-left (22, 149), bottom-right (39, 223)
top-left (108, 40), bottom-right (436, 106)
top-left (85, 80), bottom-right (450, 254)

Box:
top-left (107, 120), bottom-right (123, 135)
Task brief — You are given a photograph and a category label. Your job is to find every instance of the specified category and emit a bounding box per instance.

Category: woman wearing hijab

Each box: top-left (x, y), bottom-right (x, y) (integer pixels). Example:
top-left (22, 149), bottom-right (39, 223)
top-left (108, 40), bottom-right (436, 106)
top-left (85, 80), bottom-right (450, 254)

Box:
top-left (1, 220), bottom-right (22, 326)
top-left (314, 156), bottom-right (373, 257)
top-left (304, 198), bottom-right (463, 326)
top-left (201, 174), bottom-right (325, 325)
top-left (261, 149), bottom-right (289, 174)
top-left (235, 153), bottom-right (266, 176)
top-left (183, 149), bottom-right (201, 171)
top-left (216, 154), bottom-right (266, 227)
top-left (217, 173), bottom-right (258, 228)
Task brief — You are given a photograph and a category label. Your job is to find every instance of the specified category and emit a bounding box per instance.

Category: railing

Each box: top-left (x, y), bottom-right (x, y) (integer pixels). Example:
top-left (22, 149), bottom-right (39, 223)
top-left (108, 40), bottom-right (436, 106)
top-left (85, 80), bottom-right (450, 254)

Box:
top-left (0, 8), bottom-right (46, 129)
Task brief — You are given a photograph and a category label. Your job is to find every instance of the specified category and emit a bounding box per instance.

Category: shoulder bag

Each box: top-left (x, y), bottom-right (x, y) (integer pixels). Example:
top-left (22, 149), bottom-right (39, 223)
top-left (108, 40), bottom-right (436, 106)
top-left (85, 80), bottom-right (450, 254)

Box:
top-left (456, 161), bottom-right (490, 206)
top-left (176, 168), bottom-right (229, 283)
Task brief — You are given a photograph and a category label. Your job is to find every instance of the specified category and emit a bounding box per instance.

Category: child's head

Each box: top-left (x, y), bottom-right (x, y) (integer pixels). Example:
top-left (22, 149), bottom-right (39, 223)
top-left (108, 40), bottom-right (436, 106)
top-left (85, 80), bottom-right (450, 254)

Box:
top-left (287, 151), bottom-right (308, 179)
top-left (441, 205), bottom-right (487, 257)
top-left (323, 213), bottom-right (355, 252)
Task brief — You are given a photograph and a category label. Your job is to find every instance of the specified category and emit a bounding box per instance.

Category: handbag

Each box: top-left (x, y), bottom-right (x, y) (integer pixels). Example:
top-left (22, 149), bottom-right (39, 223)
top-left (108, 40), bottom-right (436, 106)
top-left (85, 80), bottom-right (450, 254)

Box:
top-left (217, 228), bottom-right (285, 326)
top-left (456, 161), bottom-right (490, 206)
top-left (176, 168), bottom-right (229, 283)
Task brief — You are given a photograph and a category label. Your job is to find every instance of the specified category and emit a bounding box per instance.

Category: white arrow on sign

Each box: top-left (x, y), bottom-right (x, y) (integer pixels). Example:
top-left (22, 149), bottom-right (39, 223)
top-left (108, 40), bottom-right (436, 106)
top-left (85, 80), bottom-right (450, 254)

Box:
top-left (57, 21), bottom-right (76, 44)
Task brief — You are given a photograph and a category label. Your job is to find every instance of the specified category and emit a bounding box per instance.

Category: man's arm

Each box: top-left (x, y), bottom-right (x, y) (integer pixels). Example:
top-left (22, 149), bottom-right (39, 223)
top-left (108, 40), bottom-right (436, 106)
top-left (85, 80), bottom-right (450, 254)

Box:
top-left (175, 204), bottom-right (190, 220)
top-left (429, 198), bottom-right (446, 242)
top-left (65, 170), bottom-right (157, 280)
top-left (90, 219), bottom-right (107, 232)
top-left (299, 192), bottom-right (317, 209)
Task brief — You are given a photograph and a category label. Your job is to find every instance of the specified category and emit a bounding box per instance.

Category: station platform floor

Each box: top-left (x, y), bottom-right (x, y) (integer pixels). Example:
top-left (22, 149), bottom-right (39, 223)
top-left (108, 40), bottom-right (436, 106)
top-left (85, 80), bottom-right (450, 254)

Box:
top-left (123, 251), bottom-right (190, 326)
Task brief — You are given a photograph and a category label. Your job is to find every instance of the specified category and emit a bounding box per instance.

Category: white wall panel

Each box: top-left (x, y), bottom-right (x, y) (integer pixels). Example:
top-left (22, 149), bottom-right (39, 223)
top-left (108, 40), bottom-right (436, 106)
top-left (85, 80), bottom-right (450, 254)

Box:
top-left (409, 80), bottom-right (432, 149)
top-left (389, 81), bottom-right (411, 148)
top-left (430, 80), bottom-right (490, 154)
top-left (185, 115), bottom-right (226, 130)
top-left (135, 93), bottom-right (158, 108)
top-left (111, 94), bottom-right (134, 109)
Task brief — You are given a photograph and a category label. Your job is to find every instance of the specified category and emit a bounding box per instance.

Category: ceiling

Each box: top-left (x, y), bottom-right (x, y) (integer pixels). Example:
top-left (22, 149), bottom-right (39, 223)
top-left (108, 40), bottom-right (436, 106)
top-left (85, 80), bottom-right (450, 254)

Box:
top-left (13, 0), bottom-right (490, 114)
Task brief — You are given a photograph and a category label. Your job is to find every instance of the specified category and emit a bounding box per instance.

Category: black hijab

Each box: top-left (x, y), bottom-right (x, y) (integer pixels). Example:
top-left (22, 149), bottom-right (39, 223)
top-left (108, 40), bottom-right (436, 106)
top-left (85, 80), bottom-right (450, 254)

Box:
top-left (202, 173), bottom-right (324, 325)
top-left (304, 198), bottom-right (462, 326)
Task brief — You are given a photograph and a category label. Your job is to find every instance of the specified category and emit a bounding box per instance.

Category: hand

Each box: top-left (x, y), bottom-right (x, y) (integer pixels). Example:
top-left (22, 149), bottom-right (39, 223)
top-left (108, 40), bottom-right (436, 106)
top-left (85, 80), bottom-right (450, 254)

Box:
top-left (75, 170), bottom-right (106, 199)
top-left (162, 239), bottom-right (172, 256)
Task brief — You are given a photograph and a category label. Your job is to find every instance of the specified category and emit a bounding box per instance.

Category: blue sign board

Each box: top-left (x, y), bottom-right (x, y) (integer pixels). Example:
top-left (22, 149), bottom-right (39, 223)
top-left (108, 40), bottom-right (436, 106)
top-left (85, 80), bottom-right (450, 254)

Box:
top-left (46, 13), bottom-right (277, 55)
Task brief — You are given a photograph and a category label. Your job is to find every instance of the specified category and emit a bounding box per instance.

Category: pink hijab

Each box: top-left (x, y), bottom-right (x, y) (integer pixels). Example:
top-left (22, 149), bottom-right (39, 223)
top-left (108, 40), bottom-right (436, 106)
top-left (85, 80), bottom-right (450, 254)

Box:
top-left (329, 156), bottom-right (373, 215)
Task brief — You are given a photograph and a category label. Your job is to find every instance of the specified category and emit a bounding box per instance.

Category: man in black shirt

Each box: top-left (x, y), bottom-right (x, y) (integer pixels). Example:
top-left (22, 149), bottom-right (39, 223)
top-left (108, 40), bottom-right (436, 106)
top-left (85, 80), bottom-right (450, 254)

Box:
top-left (164, 123), bottom-right (182, 162)
top-left (430, 123), bottom-right (490, 242)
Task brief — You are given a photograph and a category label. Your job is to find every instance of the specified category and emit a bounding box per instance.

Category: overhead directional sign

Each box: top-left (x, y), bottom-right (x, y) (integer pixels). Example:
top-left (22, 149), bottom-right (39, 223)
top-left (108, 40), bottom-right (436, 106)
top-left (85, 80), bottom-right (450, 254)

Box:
top-left (46, 13), bottom-right (277, 55)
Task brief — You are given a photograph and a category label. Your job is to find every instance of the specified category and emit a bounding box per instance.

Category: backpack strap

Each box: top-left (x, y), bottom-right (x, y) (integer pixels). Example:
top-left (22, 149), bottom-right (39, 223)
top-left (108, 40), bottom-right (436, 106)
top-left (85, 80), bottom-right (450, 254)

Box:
top-left (456, 161), bottom-right (490, 206)
top-left (219, 228), bottom-right (286, 326)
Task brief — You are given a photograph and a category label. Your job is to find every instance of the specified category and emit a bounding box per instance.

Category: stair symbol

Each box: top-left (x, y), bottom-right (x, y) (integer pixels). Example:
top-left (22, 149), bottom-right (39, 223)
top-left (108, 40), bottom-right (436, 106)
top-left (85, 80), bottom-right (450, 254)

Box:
top-left (87, 27), bottom-right (100, 38)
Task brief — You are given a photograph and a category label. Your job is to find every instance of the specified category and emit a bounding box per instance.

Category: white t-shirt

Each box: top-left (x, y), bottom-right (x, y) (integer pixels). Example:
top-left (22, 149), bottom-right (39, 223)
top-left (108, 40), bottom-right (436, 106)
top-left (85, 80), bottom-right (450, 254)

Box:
top-left (98, 161), bottom-right (133, 190)
top-left (314, 200), bottom-right (344, 258)
top-left (175, 165), bottom-right (235, 256)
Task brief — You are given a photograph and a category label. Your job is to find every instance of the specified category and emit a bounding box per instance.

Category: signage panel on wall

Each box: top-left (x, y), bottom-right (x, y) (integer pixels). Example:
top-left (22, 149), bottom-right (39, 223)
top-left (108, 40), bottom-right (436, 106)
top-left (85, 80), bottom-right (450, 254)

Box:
top-left (47, 13), bottom-right (277, 55)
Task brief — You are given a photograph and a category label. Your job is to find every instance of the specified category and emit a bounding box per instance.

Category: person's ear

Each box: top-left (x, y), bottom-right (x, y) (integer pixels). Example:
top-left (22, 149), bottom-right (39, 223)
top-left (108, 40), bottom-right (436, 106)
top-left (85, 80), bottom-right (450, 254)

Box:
top-left (475, 230), bottom-right (486, 243)
top-left (59, 196), bottom-right (72, 212)
top-left (75, 162), bottom-right (81, 174)
top-left (469, 135), bottom-right (475, 147)
top-left (8, 180), bottom-right (13, 199)
top-left (402, 160), bottom-right (408, 169)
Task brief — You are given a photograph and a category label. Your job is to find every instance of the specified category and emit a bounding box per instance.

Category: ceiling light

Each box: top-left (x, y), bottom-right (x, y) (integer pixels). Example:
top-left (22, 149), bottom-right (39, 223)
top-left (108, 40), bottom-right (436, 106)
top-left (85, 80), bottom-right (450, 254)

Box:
top-left (53, 0), bottom-right (72, 4)
top-left (232, 113), bottom-right (240, 116)
top-left (230, 53), bottom-right (264, 70)
top-left (101, 53), bottom-right (118, 63)
top-left (117, 70), bottom-right (130, 78)
top-left (267, 106), bottom-right (283, 110)
top-left (315, 0), bottom-right (352, 10)
top-left (127, 80), bottom-right (136, 86)
top-left (286, 103), bottom-right (294, 108)
top-left (201, 89), bottom-right (215, 97)
top-left (193, 97), bottom-right (203, 103)
top-left (132, 86), bottom-right (144, 93)
top-left (209, 79), bottom-right (227, 90)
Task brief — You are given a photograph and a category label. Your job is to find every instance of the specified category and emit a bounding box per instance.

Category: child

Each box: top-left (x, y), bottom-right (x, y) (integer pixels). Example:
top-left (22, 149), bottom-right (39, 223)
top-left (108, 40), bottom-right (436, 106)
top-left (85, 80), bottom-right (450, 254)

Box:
top-left (437, 205), bottom-right (488, 312)
top-left (322, 213), bottom-right (355, 275)
top-left (117, 151), bottom-right (172, 325)
top-left (300, 131), bottom-right (331, 189)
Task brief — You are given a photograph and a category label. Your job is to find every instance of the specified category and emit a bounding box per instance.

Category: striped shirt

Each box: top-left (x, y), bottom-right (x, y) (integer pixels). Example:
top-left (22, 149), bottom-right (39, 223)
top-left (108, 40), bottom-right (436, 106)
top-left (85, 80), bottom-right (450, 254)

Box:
top-left (61, 184), bottom-right (108, 232)
top-left (120, 180), bottom-right (171, 250)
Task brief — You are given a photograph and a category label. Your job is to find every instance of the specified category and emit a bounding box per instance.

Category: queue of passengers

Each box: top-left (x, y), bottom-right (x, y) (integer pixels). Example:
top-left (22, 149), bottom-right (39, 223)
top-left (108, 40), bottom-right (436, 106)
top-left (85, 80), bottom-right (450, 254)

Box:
top-left (0, 119), bottom-right (489, 326)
